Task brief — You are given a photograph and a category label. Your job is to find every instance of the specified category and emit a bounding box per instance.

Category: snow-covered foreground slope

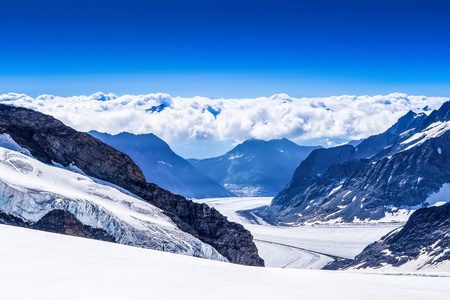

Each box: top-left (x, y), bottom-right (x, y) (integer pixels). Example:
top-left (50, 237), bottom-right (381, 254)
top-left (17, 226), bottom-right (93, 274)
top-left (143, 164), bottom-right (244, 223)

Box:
top-left (194, 197), bottom-right (399, 268)
top-left (0, 224), bottom-right (448, 300)
top-left (0, 145), bottom-right (225, 261)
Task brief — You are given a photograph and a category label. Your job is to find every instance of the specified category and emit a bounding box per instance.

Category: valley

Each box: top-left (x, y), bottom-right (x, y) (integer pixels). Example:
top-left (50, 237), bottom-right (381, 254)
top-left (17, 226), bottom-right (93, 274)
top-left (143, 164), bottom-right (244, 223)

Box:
top-left (194, 197), bottom-right (401, 269)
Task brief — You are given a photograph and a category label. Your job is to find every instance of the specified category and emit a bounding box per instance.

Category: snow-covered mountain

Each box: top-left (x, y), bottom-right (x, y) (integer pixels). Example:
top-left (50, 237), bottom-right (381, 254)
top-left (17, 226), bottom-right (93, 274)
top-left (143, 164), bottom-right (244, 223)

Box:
top-left (254, 100), bottom-right (450, 225)
top-left (0, 103), bottom-right (264, 266)
top-left (0, 142), bottom-right (225, 260)
top-left (325, 202), bottom-right (450, 271)
top-left (189, 138), bottom-right (320, 196)
top-left (89, 131), bottom-right (232, 198)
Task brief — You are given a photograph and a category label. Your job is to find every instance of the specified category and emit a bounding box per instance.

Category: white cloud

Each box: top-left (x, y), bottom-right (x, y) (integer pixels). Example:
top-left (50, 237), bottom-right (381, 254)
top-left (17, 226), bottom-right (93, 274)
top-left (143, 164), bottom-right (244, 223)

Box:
top-left (0, 92), bottom-right (447, 154)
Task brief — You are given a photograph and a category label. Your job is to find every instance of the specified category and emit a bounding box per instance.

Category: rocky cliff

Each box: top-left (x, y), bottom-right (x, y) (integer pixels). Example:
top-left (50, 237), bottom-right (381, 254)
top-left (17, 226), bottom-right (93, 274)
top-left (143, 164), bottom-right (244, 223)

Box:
top-left (324, 203), bottom-right (450, 271)
top-left (0, 103), bottom-right (264, 266)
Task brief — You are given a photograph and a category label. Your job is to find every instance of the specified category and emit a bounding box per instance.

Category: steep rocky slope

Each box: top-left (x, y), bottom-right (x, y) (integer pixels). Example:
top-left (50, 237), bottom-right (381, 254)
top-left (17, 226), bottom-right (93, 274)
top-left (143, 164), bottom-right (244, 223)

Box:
top-left (324, 203), bottom-right (450, 271)
top-left (189, 138), bottom-right (320, 196)
top-left (89, 131), bottom-right (232, 198)
top-left (0, 103), bottom-right (264, 266)
top-left (255, 103), bottom-right (450, 225)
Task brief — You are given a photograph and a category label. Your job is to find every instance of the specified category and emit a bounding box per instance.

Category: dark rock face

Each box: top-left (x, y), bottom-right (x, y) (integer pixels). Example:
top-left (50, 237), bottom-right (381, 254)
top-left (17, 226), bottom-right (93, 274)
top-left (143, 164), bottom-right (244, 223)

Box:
top-left (257, 104), bottom-right (450, 225)
top-left (0, 104), bottom-right (146, 192)
top-left (34, 210), bottom-right (116, 242)
top-left (324, 203), bottom-right (450, 270)
top-left (0, 210), bottom-right (31, 227)
top-left (89, 131), bottom-right (233, 199)
top-left (0, 209), bottom-right (115, 242)
top-left (0, 103), bottom-right (264, 266)
top-left (189, 138), bottom-right (320, 196)
top-left (271, 145), bottom-right (356, 209)
top-left (129, 182), bottom-right (264, 265)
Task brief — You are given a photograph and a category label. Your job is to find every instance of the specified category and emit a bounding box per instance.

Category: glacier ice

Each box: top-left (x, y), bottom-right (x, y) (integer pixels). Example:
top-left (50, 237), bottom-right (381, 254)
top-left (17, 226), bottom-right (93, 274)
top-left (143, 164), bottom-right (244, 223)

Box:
top-left (0, 146), bottom-right (226, 261)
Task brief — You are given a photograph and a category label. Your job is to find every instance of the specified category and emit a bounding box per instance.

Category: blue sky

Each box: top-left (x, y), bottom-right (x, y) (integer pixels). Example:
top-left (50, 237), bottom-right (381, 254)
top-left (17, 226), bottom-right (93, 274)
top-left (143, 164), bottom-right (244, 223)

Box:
top-left (1, 0), bottom-right (450, 98)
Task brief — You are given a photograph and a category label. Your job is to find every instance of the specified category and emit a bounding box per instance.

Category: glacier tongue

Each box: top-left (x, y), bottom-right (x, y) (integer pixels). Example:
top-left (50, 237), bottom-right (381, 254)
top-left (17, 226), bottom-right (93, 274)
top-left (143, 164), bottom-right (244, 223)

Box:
top-left (0, 146), bottom-right (226, 261)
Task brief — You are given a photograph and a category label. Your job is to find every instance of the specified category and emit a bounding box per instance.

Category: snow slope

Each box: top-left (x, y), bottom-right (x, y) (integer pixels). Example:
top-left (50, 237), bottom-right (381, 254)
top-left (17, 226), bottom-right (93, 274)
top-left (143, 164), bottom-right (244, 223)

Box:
top-left (0, 224), bottom-right (448, 300)
top-left (0, 144), bottom-right (225, 261)
top-left (194, 197), bottom-right (399, 268)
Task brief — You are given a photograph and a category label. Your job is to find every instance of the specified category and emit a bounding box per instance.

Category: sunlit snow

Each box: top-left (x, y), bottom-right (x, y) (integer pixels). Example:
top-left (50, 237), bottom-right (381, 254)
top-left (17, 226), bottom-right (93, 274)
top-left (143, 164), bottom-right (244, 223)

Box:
top-left (0, 146), bottom-right (225, 260)
top-left (0, 224), bottom-right (449, 300)
top-left (401, 121), bottom-right (450, 151)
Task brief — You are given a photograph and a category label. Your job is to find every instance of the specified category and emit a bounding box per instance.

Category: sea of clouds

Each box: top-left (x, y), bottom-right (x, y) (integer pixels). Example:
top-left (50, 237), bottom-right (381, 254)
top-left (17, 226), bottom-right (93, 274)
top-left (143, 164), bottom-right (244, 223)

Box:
top-left (0, 92), bottom-right (448, 158)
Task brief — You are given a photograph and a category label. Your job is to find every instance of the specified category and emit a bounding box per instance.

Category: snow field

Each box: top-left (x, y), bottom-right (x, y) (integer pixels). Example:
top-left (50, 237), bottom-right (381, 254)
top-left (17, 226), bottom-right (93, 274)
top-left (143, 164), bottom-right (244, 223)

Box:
top-left (0, 224), bottom-right (448, 300)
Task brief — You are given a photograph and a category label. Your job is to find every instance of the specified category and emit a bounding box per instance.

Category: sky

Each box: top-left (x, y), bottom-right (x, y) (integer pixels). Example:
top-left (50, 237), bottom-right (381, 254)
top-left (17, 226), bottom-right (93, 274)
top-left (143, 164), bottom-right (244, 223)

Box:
top-left (1, 0), bottom-right (450, 98)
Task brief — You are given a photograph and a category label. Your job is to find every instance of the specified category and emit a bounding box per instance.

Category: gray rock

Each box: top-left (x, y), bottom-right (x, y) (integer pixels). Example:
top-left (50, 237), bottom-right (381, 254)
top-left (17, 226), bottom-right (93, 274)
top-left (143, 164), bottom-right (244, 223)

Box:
top-left (34, 210), bottom-right (116, 242)
top-left (324, 203), bottom-right (450, 270)
top-left (0, 209), bottom-right (115, 242)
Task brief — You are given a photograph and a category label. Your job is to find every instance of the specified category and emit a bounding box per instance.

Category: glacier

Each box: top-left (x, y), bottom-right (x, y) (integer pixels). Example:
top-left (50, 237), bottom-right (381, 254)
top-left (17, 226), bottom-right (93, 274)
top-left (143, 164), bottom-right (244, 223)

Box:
top-left (0, 145), bottom-right (226, 261)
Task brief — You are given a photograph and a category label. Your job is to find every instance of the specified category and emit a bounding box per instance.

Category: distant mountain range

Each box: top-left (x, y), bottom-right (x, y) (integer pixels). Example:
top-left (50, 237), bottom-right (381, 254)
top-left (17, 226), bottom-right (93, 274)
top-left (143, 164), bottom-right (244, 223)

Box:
top-left (90, 131), bottom-right (320, 198)
top-left (189, 139), bottom-right (321, 196)
top-left (89, 131), bottom-right (232, 199)
top-left (251, 100), bottom-right (450, 225)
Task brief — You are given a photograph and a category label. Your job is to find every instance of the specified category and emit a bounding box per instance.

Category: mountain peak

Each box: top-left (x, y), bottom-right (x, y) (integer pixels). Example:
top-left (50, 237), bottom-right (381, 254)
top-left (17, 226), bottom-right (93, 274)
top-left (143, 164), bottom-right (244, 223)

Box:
top-left (190, 137), bottom-right (320, 196)
top-left (416, 99), bottom-right (450, 131)
top-left (386, 110), bottom-right (426, 135)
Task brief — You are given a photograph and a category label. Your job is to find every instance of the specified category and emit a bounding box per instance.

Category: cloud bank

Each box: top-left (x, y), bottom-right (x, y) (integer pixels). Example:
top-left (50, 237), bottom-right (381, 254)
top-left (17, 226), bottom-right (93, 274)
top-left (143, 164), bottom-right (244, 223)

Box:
top-left (0, 92), bottom-right (447, 157)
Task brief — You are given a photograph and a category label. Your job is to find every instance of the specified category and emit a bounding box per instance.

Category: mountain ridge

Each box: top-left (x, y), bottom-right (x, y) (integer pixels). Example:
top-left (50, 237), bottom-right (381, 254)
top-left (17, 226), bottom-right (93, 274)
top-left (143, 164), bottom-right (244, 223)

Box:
top-left (254, 101), bottom-right (450, 225)
top-left (89, 131), bottom-right (233, 199)
top-left (189, 138), bottom-right (320, 196)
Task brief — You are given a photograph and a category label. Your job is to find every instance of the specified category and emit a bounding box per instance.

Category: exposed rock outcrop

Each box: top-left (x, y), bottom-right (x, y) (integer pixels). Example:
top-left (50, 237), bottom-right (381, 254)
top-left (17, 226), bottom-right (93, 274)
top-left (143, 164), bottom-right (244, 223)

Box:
top-left (324, 203), bottom-right (450, 270)
top-left (33, 210), bottom-right (116, 242)
top-left (0, 103), bottom-right (264, 266)
top-left (0, 210), bottom-right (30, 227)
top-left (0, 209), bottom-right (115, 242)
